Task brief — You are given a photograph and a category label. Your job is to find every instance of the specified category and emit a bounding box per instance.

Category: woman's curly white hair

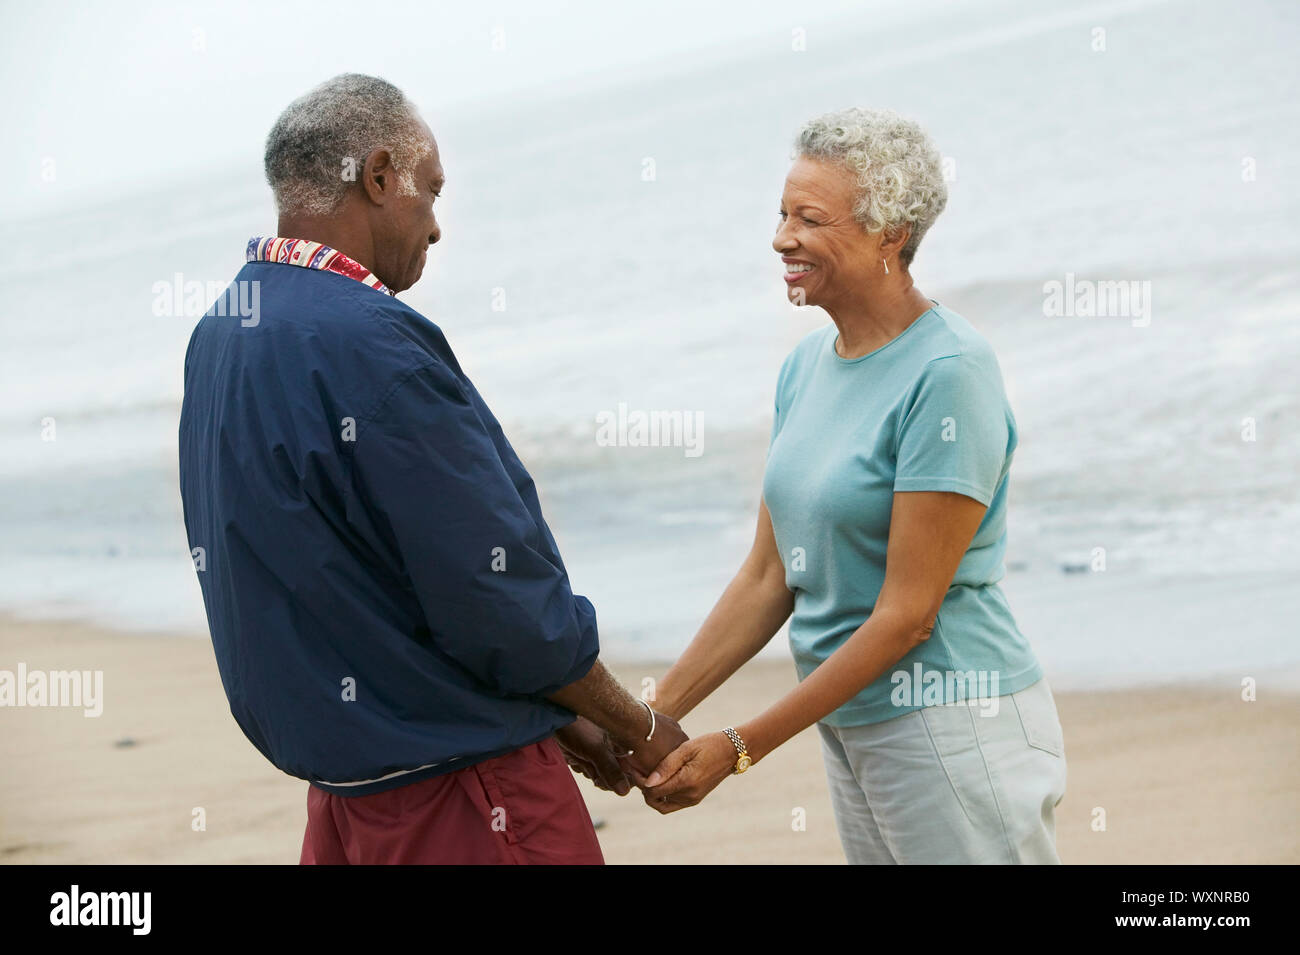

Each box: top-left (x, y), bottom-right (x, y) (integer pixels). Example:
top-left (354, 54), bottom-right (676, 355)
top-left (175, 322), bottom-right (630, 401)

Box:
top-left (794, 107), bottom-right (948, 267)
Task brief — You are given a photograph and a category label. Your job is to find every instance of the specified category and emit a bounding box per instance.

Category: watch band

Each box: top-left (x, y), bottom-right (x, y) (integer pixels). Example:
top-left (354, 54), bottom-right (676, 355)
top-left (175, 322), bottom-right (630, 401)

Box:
top-left (722, 726), bottom-right (752, 774)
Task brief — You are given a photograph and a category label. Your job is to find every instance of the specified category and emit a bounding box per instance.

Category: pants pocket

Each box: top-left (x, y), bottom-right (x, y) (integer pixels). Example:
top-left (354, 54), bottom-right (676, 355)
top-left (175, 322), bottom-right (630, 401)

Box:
top-left (1011, 680), bottom-right (1065, 758)
top-left (470, 758), bottom-right (521, 845)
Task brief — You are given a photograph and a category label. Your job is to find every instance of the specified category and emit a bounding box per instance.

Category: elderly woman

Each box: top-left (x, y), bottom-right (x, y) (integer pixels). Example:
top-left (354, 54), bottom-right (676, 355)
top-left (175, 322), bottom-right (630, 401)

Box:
top-left (637, 108), bottom-right (1067, 864)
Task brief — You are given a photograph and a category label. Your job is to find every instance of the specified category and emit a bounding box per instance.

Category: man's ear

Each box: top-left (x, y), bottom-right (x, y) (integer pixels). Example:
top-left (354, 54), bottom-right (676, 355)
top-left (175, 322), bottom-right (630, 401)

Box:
top-left (361, 147), bottom-right (396, 206)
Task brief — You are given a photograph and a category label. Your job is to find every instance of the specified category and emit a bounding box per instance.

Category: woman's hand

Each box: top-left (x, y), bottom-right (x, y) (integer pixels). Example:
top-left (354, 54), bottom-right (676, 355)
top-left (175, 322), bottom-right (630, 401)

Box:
top-left (640, 731), bottom-right (738, 813)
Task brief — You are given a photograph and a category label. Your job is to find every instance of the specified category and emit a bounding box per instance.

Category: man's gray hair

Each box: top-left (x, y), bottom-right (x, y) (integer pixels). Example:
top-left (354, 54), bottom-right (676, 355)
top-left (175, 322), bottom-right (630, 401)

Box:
top-left (794, 107), bottom-right (948, 267)
top-left (264, 73), bottom-right (430, 216)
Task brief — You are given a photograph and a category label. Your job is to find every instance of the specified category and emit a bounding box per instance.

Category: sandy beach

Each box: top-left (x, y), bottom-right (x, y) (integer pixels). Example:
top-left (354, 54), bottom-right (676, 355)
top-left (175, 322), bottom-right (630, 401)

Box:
top-left (1, 613), bottom-right (1296, 865)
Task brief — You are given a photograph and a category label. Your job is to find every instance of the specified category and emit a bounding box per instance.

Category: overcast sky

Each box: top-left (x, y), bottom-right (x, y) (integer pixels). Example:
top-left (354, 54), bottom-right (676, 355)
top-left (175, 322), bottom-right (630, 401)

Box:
top-left (0, 0), bottom-right (954, 217)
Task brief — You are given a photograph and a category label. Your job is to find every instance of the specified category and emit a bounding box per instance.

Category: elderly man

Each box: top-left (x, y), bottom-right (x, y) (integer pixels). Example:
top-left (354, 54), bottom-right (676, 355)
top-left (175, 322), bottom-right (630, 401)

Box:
top-left (178, 74), bottom-right (683, 865)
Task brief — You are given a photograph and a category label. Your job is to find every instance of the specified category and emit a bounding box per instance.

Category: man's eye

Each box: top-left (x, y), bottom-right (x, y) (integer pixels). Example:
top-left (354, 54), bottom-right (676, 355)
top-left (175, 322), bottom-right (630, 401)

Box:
top-left (802, 217), bottom-right (818, 226)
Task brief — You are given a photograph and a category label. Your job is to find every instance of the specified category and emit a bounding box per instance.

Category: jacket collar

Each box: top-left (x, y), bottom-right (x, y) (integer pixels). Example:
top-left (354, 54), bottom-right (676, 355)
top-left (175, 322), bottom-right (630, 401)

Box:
top-left (246, 237), bottom-right (394, 296)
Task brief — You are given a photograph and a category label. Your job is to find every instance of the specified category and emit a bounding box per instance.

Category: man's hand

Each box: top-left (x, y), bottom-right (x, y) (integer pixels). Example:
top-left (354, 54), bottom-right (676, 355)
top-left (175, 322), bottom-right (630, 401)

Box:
top-left (640, 731), bottom-right (737, 813)
top-left (555, 716), bottom-right (633, 796)
top-left (614, 710), bottom-right (689, 786)
top-left (546, 661), bottom-right (688, 792)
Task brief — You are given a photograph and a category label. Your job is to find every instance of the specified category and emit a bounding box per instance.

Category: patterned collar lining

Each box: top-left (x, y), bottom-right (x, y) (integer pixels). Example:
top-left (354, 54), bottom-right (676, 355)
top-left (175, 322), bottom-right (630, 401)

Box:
top-left (246, 237), bottom-right (395, 296)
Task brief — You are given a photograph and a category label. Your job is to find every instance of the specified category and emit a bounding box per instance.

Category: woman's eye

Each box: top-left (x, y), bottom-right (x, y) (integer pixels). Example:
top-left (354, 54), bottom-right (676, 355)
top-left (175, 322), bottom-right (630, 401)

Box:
top-left (778, 210), bottom-right (817, 226)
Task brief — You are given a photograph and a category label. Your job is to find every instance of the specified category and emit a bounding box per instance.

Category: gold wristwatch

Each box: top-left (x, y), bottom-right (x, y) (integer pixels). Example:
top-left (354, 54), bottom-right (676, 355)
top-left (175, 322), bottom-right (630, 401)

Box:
top-left (722, 726), bottom-right (751, 774)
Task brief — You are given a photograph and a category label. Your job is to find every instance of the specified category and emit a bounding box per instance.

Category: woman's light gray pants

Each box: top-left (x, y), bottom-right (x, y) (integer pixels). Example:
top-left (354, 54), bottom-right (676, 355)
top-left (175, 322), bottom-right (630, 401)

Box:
top-left (817, 677), bottom-right (1067, 864)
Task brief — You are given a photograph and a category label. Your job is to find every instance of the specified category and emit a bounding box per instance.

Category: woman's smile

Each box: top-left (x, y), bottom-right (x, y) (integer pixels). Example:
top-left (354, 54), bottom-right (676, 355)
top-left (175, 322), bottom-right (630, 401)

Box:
top-left (783, 257), bottom-right (816, 284)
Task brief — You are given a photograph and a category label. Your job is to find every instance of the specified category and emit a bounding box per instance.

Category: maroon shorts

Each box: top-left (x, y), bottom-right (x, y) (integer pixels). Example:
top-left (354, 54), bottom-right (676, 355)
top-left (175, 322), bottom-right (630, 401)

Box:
top-left (299, 737), bottom-right (605, 865)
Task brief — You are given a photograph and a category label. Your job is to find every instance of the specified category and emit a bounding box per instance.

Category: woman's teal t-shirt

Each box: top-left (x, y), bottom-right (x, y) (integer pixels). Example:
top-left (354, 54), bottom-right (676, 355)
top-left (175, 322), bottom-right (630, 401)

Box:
top-left (762, 302), bottom-right (1042, 727)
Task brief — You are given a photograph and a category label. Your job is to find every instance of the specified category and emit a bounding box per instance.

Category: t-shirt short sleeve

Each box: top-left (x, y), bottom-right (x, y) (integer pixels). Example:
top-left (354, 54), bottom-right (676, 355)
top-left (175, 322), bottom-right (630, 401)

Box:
top-left (893, 354), bottom-right (1009, 506)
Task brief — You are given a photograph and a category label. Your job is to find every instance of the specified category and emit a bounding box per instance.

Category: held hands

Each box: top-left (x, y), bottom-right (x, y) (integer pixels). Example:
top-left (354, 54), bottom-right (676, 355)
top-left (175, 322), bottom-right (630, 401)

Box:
top-left (560, 710), bottom-right (740, 814)
top-left (615, 709), bottom-right (688, 784)
top-left (555, 717), bottom-right (634, 796)
top-left (556, 709), bottom-right (690, 798)
top-left (639, 731), bottom-right (738, 814)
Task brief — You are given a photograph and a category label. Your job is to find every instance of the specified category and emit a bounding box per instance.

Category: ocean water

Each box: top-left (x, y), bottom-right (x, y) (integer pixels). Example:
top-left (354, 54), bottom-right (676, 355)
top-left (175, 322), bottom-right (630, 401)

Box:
top-left (1, 0), bottom-right (1297, 685)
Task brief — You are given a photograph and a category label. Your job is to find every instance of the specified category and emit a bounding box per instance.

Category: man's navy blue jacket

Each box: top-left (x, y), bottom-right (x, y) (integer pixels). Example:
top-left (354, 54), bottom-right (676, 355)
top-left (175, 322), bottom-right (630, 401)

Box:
top-left (179, 260), bottom-right (598, 796)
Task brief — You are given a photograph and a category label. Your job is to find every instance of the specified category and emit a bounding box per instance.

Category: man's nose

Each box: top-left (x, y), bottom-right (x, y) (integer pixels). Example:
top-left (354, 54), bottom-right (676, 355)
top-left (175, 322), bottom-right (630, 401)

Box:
top-left (429, 223), bottom-right (441, 246)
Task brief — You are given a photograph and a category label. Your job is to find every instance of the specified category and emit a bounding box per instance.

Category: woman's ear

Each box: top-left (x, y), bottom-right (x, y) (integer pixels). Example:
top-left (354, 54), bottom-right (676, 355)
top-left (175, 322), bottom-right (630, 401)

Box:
top-left (878, 224), bottom-right (912, 261)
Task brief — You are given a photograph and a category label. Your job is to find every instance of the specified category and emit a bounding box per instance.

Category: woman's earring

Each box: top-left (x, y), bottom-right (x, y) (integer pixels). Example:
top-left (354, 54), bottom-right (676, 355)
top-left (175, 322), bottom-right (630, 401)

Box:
top-left (882, 258), bottom-right (889, 275)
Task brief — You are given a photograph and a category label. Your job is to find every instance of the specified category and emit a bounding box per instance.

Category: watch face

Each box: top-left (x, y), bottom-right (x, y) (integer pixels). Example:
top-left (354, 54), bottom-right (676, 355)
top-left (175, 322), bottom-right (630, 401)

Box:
top-left (737, 755), bottom-right (752, 773)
